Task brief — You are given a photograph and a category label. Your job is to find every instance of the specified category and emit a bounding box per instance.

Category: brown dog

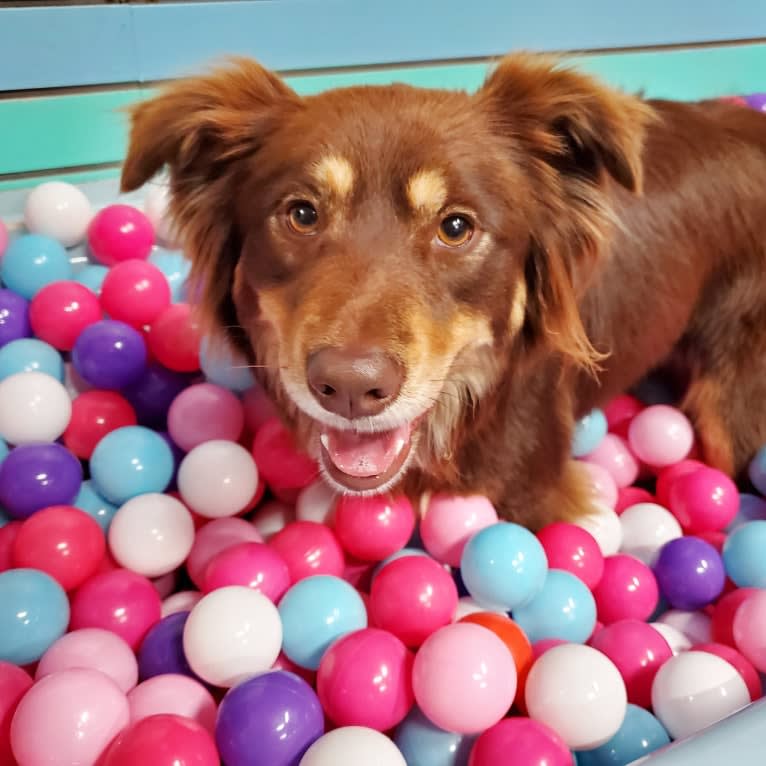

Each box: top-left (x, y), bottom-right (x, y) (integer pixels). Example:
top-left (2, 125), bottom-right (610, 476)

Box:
top-left (120, 53), bottom-right (766, 529)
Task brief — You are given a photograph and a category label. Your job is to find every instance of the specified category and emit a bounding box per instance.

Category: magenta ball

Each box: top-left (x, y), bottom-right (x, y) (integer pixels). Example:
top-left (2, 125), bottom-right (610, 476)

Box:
top-left (29, 280), bottom-right (102, 351)
top-left (593, 554), bottom-right (659, 624)
top-left (100, 259), bottom-right (171, 328)
top-left (269, 521), bottom-right (345, 583)
top-left (88, 204), bottom-right (154, 266)
top-left (627, 404), bottom-right (694, 468)
top-left (469, 717), bottom-right (572, 766)
top-left (536, 522), bottom-right (604, 590)
top-left (668, 465), bottom-right (739, 533)
top-left (203, 541), bottom-right (291, 602)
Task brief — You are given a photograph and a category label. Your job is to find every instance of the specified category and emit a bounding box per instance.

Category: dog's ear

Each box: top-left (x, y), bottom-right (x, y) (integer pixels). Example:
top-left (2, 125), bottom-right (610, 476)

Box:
top-left (121, 58), bottom-right (301, 345)
top-left (479, 53), bottom-right (655, 372)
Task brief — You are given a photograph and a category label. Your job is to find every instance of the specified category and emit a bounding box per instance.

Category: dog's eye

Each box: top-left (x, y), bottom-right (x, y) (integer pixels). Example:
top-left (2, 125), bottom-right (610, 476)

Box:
top-left (287, 201), bottom-right (319, 234)
top-left (437, 214), bottom-right (474, 247)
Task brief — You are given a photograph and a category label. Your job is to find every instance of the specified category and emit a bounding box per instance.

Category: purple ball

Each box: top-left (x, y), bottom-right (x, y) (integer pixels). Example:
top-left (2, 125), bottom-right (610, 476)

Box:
top-left (0, 289), bottom-right (31, 348)
top-left (72, 319), bottom-right (147, 389)
top-left (652, 536), bottom-right (725, 610)
top-left (746, 93), bottom-right (766, 112)
top-left (138, 611), bottom-right (196, 681)
top-left (216, 670), bottom-right (324, 766)
top-left (0, 443), bottom-right (83, 519)
top-left (121, 363), bottom-right (191, 429)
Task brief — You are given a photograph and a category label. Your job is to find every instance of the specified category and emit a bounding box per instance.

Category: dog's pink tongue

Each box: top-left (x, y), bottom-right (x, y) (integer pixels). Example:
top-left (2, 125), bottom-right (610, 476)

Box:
top-left (322, 424), bottom-right (411, 478)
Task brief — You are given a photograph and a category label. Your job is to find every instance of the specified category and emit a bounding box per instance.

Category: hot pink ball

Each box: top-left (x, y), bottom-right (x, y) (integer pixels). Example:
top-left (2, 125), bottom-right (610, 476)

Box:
top-left (580, 461), bottom-right (619, 509)
top-left (589, 619), bottom-right (673, 709)
top-left (0, 220), bottom-right (7, 257)
top-left (536, 522), bottom-right (604, 589)
top-left (242, 383), bottom-right (278, 434)
top-left (369, 555), bottom-right (457, 648)
top-left (168, 382), bottom-right (245, 452)
top-left (29, 280), bottom-right (102, 351)
top-left (655, 459), bottom-right (705, 508)
top-left (317, 627), bottom-right (415, 731)
top-left (469, 717), bottom-right (572, 766)
top-left (0, 662), bottom-right (33, 764)
top-left (584, 434), bottom-right (639, 488)
top-left (334, 494), bottom-right (415, 562)
top-left (668, 466), bottom-right (739, 533)
top-left (604, 394), bottom-right (644, 437)
top-left (10, 668), bottom-right (129, 766)
top-left (69, 568), bottom-right (162, 650)
top-left (615, 486), bottom-right (655, 515)
top-left (532, 638), bottom-right (568, 660)
top-left (88, 204), bottom-right (154, 265)
top-left (420, 494), bottom-right (499, 567)
top-left (733, 590), bottom-right (766, 672)
top-left (413, 622), bottom-right (516, 734)
top-left (711, 587), bottom-right (759, 647)
top-left (202, 541), bottom-right (291, 602)
top-left (268, 520), bottom-right (345, 583)
top-left (695, 642), bottom-right (762, 702)
top-left (0, 522), bottom-right (20, 573)
top-left (100, 259), bottom-right (171, 328)
top-left (627, 404), bottom-right (694, 468)
top-left (593, 554), bottom-right (659, 624)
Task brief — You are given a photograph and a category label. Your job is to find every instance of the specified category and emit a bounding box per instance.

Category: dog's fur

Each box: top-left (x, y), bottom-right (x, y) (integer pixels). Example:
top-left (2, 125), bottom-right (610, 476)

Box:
top-left (121, 53), bottom-right (766, 529)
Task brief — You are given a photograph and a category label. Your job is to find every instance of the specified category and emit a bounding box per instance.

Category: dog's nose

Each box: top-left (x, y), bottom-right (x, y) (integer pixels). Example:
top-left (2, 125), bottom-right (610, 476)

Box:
top-left (307, 347), bottom-right (403, 419)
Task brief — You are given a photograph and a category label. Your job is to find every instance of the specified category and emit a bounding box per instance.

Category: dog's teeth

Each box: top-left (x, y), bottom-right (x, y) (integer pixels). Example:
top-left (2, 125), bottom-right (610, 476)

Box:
top-left (320, 433), bottom-right (330, 451)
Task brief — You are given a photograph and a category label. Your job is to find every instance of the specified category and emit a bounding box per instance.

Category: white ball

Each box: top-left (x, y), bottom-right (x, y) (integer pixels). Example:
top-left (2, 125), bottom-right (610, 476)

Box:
top-left (452, 596), bottom-right (506, 621)
top-left (143, 183), bottom-right (179, 247)
top-left (619, 502), bottom-right (682, 565)
top-left (295, 479), bottom-right (337, 525)
top-left (177, 439), bottom-right (258, 518)
top-left (651, 622), bottom-right (692, 655)
top-left (651, 651), bottom-right (750, 739)
top-left (252, 500), bottom-right (295, 539)
top-left (24, 181), bottom-right (93, 247)
top-left (525, 643), bottom-right (627, 750)
top-left (162, 590), bottom-right (203, 618)
top-left (0, 371), bottom-right (72, 445)
top-left (299, 727), bottom-right (407, 766)
top-left (656, 609), bottom-right (712, 646)
top-left (183, 586), bottom-right (282, 687)
top-left (574, 501), bottom-right (623, 556)
top-left (108, 493), bottom-right (194, 578)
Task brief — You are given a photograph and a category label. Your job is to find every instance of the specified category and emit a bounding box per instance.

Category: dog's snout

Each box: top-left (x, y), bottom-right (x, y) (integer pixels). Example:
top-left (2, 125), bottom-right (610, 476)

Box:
top-left (307, 347), bottom-right (403, 419)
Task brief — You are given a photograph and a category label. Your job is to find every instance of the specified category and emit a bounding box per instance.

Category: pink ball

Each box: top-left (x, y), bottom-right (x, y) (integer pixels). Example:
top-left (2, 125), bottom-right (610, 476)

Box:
top-left (317, 627), bottom-right (415, 731)
top-left (579, 461), bottom-right (619, 509)
top-left (532, 638), bottom-right (568, 660)
top-left (100, 259), bottom-right (171, 328)
top-left (10, 668), bottom-right (129, 766)
top-left (627, 405), bottom-right (694, 468)
top-left (268, 520), bottom-right (345, 583)
top-left (168, 382), bottom-right (245, 452)
top-left (88, 204), bottom-right (154, 265)
top-left (420, 494), bottom-right (499, 567)
top-left (162, 590), bottom-right (203, 617)
top-left (29, 280), bottom-right (102, 351)
top-left (733, 590), bottom-right (766, 671)
top-left (589, 619), bottom-right (673, 709)
top-left (536, 522), bottom-right (604, 589)
top-left (668, 466), bottom-right (739, 533)
top-left (242, 383), bottom-right (278, 434)
top-left (0, 220), bottom-right (7, 257)
top-left (202, 541), bottom-right (291, 602)
top-left (469, 717), bottom-right (572, 766)
top-left (593, 554), bottom-right (659, 624)
top-left (36, 628), bottom-right (138, 693)
top-left (583, 434), bottom-right (639, 488)
top-left (334, 494), bottom-right (415, 562)
top-left (695, 642), bottom-right (762, 702)
top-left (711, 587), bottom-right (759, 647)
top-left (369, 555), bottom-right (457, 648)
top-left (413, 622), bottom-right (516, 734)
top-left (655, 459), bottom-right (705, 508)
top-left (604, 394), bottom-right (644, 437)
top-left (615, 486), bottom-right (655, 515)
top-left (0, 662), bottom-right (33, 764)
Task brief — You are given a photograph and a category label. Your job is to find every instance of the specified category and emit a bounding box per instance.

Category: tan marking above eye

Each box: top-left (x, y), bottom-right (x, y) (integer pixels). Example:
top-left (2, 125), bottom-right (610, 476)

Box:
top-left (407, 169), bottom-right (447, 214)
top-left (312, 155), bottom-right (355, 198)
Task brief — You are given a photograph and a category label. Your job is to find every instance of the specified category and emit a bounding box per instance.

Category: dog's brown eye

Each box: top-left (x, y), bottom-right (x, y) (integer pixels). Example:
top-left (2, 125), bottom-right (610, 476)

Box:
top-left (287, 201), bottom-right (319, 234)
top-left (437, 214), bottom-right (474, 247)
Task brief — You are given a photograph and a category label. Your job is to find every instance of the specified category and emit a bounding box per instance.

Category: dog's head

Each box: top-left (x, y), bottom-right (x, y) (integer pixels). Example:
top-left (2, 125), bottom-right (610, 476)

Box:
top-left (121, 53), bottom-right (652, 495)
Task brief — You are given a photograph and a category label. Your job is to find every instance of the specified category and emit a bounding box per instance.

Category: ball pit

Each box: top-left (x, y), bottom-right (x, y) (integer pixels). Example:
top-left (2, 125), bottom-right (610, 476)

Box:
top-left (3, 173), bottom-right (766, 764)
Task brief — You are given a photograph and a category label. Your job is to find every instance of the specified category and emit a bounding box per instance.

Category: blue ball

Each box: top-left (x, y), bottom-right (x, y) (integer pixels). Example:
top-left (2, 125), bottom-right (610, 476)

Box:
top-left (74, 264), bottom-right (109, 295)
top-left (199, 336), bottom-right (255, 393)
top-left (748, 445), bottom-right (766, 495)
top-left (576, 704), bottom-right (670, 765)
top-left (723, 520), bottom-right (766, 588)
top-left (0, 337), bottom-right (64, 381)
top-left (278, 575), bottom-right (367, 670)
top-left (0, 437), bottom-right (8, 465)
top-left (0, 506), bottom-right (11, 528)
top-left (148, 249), bottom-right (190, 303)
top-left (0, 568), bottom-right (70, 664)
top-left (460, 522), bottom-right (548, 611)
top-left (1, 234), bottom-right (73, 299)
top-left (572, 409), bottom-right (608, 457)
top-left (394, 706), bottom-right (477, 766)
top-left (90, 425), bottom-right (174, 505)
top-left (72, 479), bottom-right (119, 532)
top-left (513, 568), bottom-right (597, 644)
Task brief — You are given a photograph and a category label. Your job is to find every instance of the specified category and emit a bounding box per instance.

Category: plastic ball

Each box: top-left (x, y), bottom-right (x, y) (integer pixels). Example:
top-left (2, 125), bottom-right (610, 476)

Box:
top-left (0, 568), bottom-right (69, 664)
top-left (728, 492), bottom-right (766, 532)
top-left (0, 337), bottom-right (63, 381)
top-left (10, 668), bottom-right (130, 766)
top-left (574, 500), bottom-right (623, 556)
top-left (36, 628), bottom-right (138, 693)
top-left (0, 220), bottom-right (6, 257)
top-left (592, 554), bottom-right (659, 625)
top-left (0, 521), bottom-right (20, 571)
top-left (203, 541), bottom-right (291, 602)
top-left (536, 521), bottom-right (604, 589)
top-left (668, 465), bottom-right (739, 533)
top-left (0, 369), bottom-right (71, 445)
top-left (295, 479), bottom-right (337, 525)
top-left (29, 280), bottom-right (102, 351)
top-left (0, 442), bottom-right (82, 519)
top-left (583, 433), bottom-right (639, 488)
top-left (627, 404), bottom-right (693, 468)
top-left (100, 258), bottom-right (171, 328)
top-left (394, 706), bottom-right (476, 766)
top-left (268, 521), bottom-right (345, 582)
top-left (652, 536), bottom-right (725, 609)
top-left (1, 234), bottom-right (73, 299)
top-left (73, 479), bottom-right (119, 532)
top-left (525, 643), bottom-right (627, 750)
top-left (279, 575), bottom-right (367, 670)
top-left (144, 183), bottom-right (179, 246)
top-left (108, 492), bottom-right (194, 578)
top-left (0, 662), bottom-right (33, 764)
top-left (243, 382), bottom-right (279, 433)
top-left (135, 611), bottom-right (194, 680)
top-left (178, 439), bottom-right (258, 517)
top-left (63, 389), bottom-right (137, 459)
top-left (723, 520), bottom-right (766, 587)
top-left (148, 249), bottom-right (189, 301)
top-left (300, 726), bottom-right (406, 766)
top-left (732, 589), bottom-right (766, 671)
top-left (183, 585), bottom-right (282, 686)
top-left (572, 408), bottom-right (608, 457)
top-left (0, 288), bottom-right (31, 348)
top-left (24, 181), bottom-right (93, 247)
top-left (199, 336), bottom-right (255, 392)
top-left (75, 263), bottom-right (110, 294)
top-left (711, 586), bottom-right (759, 646)
top-left (70, 568), bottom-right (162, 650)
top-left (651, 621), bottom-right (691, 655)
top-left (12, 505), bottom-right (105, 590)
top-left (618, 502), bottom-right (682, 565)
top-left (748, 444), bottom-right (766, 495)
top-left (615, 486), bottom-right (654, 514)
top-left (88, 204), bottom-right (154, 265)
top-left (90, 425), bottom-right (174, 505)
top-left (72, 318), bottom-right (147, 389)
top-left (651, 650), bottom-right (750, 739)
top-left (369, 555), bottom-right (457, 648)
top-left (148, 303), bottom-right (201, 372)
top-left (468, 717), bottom-right (572, 766)
top-left (656, 608), bottom-right (711, 645)
top-left (695, 642), bottom-right (761, 702)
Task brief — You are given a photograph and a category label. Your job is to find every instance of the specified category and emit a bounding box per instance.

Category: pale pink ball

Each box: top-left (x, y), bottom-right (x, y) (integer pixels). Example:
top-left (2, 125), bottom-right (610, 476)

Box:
top-left (733, 590), bottom-right (766, 672)
top-left (583, 434), bottom-right (639, 488)
top-left (162, 590), bottom-right (203, 617)
top-left (627, 405), bottom-right (694, 468)
top-left (168, 382), bottom-right (244, 453)
top-left (579, 461), bottom-right (619, 509)
top-left (420, 494), bottom-right (499, 567)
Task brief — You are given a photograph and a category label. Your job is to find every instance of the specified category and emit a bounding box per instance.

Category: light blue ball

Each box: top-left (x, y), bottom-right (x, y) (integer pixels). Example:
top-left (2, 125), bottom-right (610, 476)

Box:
top-left (199, 337), bottom-right (255, 393)
top-left (394, 706), bottom-right (477, 766)
top-left (73, 479), bottom-right (119, 533)
top-left (1, 234), bottom-right (73, 299)
top-left (576, 704), bottom-right (670, 765)
top-left (90, 425), bottom-right (174, 505)
top-left (279, 574), bottom-right (367, 670)
top-left (0, 438), bottom-right (8, 465)
top-left (572, 408), bottom-right (608, 457)
top-left (460, 522), bottom-right (548, 611)
top-left (0, 568), bottom-right (70, 665)
top-left (723, 520), bottom-right (766, 587)
top-left (513, 568), bottom-right (597, 644)
top-left (148, 249), bottom-right (190, 303)
top-left (749, 446), bottom-right (766, 496)
top-left (0, 337), bottom-right (64, 381)
top-left (74, 264), bottom-right (109, 295)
